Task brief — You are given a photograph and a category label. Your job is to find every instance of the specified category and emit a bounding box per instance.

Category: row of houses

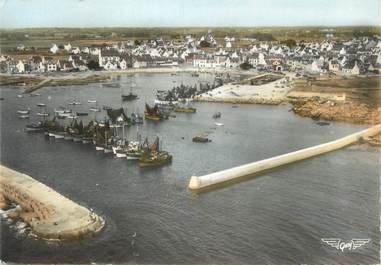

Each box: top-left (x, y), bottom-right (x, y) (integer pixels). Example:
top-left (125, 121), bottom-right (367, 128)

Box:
top-left (2, 32), bottom-right (381, 75)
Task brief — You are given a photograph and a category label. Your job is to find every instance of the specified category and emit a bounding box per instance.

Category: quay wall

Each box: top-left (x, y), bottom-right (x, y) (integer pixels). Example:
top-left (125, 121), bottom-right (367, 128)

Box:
top-left (189, 124), bottom-right (381, 190)
top-left (0, 165), bottom-right (104, 240)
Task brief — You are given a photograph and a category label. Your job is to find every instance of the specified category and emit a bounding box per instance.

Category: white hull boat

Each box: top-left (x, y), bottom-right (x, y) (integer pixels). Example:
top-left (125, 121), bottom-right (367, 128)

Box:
top-left (126, 156), bottom-right (140, 160)
top-left (17, 110), bottom-right (30, 115)
top-left (54, 133), bottom-right (65, 139)
top-left (104, 148), bottom-right (113, 154)
top-left (116, 152), bottom-right (127, 158)
top-left (95, 146), bottom-right (105, 151)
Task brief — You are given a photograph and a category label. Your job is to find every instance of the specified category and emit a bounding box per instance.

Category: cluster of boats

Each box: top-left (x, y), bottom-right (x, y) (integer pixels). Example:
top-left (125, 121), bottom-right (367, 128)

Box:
top-left (26, 118), bottom-right (172, 167)
top-left (155, 81), bottom-right (222, 104)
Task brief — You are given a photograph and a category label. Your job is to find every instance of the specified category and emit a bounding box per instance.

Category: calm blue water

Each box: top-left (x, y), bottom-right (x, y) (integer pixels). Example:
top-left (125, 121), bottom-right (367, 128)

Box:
top-left (1, 73), bottom-right (379, 264)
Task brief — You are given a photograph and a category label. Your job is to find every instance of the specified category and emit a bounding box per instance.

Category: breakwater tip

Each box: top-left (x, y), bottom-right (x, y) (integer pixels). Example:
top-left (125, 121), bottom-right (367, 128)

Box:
top-left (188, 176), bottom-right (201, 190)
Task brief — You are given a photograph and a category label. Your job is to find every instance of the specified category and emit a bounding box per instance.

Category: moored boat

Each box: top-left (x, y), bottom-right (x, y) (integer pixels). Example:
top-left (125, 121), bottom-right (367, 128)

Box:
top-left (174, 106), bottom-right (196, 113)
top-left (138, 137), bottom-right (172, 167)
top-left (17, 109), bottom-right (30, 115)
top-left (76, 112), bottom-right (88, 116)
top-left (95, 145), bottom-right (105, 151)
top-left (144, 103), bottom-right (164, 121)
top-left (26, 122), bottom-right (45, 132)
top-left (37, 112), bottom-right (49, 117)
top-left (89, 107), bottom-right (101, 112)
top-left (212, 112), bottom-right (221, 119)
top-left (192, 134), bottom-right (210, 143)
top-left (121, 92), bottom-right (138, 101)
top-left (139, 151), bottom-right (172, 167)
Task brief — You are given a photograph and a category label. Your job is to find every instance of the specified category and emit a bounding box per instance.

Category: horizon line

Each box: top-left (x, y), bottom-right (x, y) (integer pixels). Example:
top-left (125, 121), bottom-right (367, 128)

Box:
top-left (1, 25), bottom-right (381, 30)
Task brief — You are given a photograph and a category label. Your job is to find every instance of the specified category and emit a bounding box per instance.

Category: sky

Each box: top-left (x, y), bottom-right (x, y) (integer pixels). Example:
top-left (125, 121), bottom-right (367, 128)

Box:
top-left (0, 0), bottom-right (380, 28)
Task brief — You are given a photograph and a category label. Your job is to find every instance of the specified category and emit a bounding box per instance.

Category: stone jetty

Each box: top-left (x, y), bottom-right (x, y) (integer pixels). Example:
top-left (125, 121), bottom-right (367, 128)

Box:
top-left (0, 165), bottom-right (104, 240)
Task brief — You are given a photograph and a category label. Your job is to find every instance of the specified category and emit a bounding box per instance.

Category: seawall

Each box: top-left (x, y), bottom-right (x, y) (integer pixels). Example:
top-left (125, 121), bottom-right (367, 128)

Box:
top-left (0, 165), bottom-right (104, 240)
top-left (189, 124), bottom-right (381, 190)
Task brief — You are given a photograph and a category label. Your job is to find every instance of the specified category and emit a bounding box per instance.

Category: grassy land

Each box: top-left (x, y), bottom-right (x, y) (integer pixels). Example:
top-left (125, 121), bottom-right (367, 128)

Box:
top-left (1, 26), bottom-right (380, 51)
top-left (291, 75), bottom-right (381, 106)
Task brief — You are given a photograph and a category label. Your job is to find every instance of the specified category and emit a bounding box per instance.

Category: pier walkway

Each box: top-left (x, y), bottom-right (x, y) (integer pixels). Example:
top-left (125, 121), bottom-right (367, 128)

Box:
top-left (189, 124), bottom-right (381, 191)
top-left (0, 165), bottom-right (104, 240)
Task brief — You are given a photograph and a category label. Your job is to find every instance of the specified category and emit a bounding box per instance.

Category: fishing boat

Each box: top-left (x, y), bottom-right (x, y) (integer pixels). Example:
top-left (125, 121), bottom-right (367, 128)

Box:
top-left (139, 150), bottom-right (172, 167)
top-left (25, 122), bottom-right (45, 132)
top-left (95, 145), bottom-right (105, 151)
top-left (121, 92), bottom-right (138, 101)
top-left (18, 115), bottom-right (29, 119)
top-left (64, 134), bottom-right (73, 141)
top-left (138, 137), bottom-right (172, 167)
top-left (76, 112), bottom-right (88, 116)
top-left (212, 112), bottom-right (221, 119)
top-left (88, 100), bottom-right (97, 103)
top-left (144, 103), bottom-right (164, 121)
top-left (192, 134), bottom-right (211, 143)
top-left (115, 151), bottom-right (127, 158)
top-left (37, 103), bottom-right (46, 107)
top-left (125, 141), bottom-right (143, 160)
top-left (82, 138), bottom-right (92, 144)
top-left (104, 147), bottom-right (113, 154)
top-left (174, 107), bottom-right (196, 113)
top-left (68, 101), bottom-right (81, 105)
top-left (89, 107), bottom-right (101, 112)
top-left (17, 109), bottom-right (30, 115)
top-left (131, 112), bottom-right (144, 124)
top-left (37, 112), bottom-right (49, 117)
top-left (174, 101), bottom-right (196, 113)
top-left (54, 132), bottom-right (65, 139)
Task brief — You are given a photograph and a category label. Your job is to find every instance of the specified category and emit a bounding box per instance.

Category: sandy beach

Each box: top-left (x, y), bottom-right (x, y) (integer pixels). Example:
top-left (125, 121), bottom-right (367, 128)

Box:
top-left (195, 72), bottom-right (295, 105)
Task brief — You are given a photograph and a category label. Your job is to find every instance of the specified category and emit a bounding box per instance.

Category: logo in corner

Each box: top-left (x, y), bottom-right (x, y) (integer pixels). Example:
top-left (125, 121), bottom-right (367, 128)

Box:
top-left (321, 238), bottom-right (371, 252)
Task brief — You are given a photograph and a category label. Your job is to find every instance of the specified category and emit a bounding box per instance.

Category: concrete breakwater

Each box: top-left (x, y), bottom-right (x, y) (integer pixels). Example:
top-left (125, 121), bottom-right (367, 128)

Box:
top-left (189, 124), bottom-right (381, 191)
top-left (0, 165), bottom-right (104, 240)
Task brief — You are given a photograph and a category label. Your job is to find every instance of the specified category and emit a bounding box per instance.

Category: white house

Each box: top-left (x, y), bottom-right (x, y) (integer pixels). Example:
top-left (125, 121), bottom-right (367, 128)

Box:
top-left (16, 60), bottom-right (25, 73)
top-left (50, 44), bottom-right (59, 54)
top-left (328, 59), bottom-right (340, 72)
top-left (103, 61), bottom-right (118, 70)
top-left (119, 59), bottom-right (128, 70)
top-left (38, 62), bottom-right (46, 72)
top-left (71, 47), bottom-right (81, 54)
top-left (46, 61), bottom-right (57, 72)
top-left (64, 43), bottom-right (72, 52)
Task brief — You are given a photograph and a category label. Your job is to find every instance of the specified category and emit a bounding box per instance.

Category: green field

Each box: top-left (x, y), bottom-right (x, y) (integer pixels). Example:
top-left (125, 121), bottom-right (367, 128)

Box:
top-left (1, 26), bottom-right (380, 51)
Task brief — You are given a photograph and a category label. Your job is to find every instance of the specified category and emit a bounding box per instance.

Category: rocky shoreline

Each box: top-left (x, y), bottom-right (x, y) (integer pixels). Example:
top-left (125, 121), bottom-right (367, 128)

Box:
top-left (290, 98), bottom-right (381, 125)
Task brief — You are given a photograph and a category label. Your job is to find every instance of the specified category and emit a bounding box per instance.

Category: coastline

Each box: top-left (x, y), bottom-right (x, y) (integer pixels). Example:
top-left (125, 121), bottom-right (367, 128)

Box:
top-left (2, 68), bottom-right (380, 125)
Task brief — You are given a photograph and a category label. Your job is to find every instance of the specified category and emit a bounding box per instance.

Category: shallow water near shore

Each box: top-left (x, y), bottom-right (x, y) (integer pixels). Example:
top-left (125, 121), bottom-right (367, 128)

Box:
top-left (1, 73), bottom-right (379, 264)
